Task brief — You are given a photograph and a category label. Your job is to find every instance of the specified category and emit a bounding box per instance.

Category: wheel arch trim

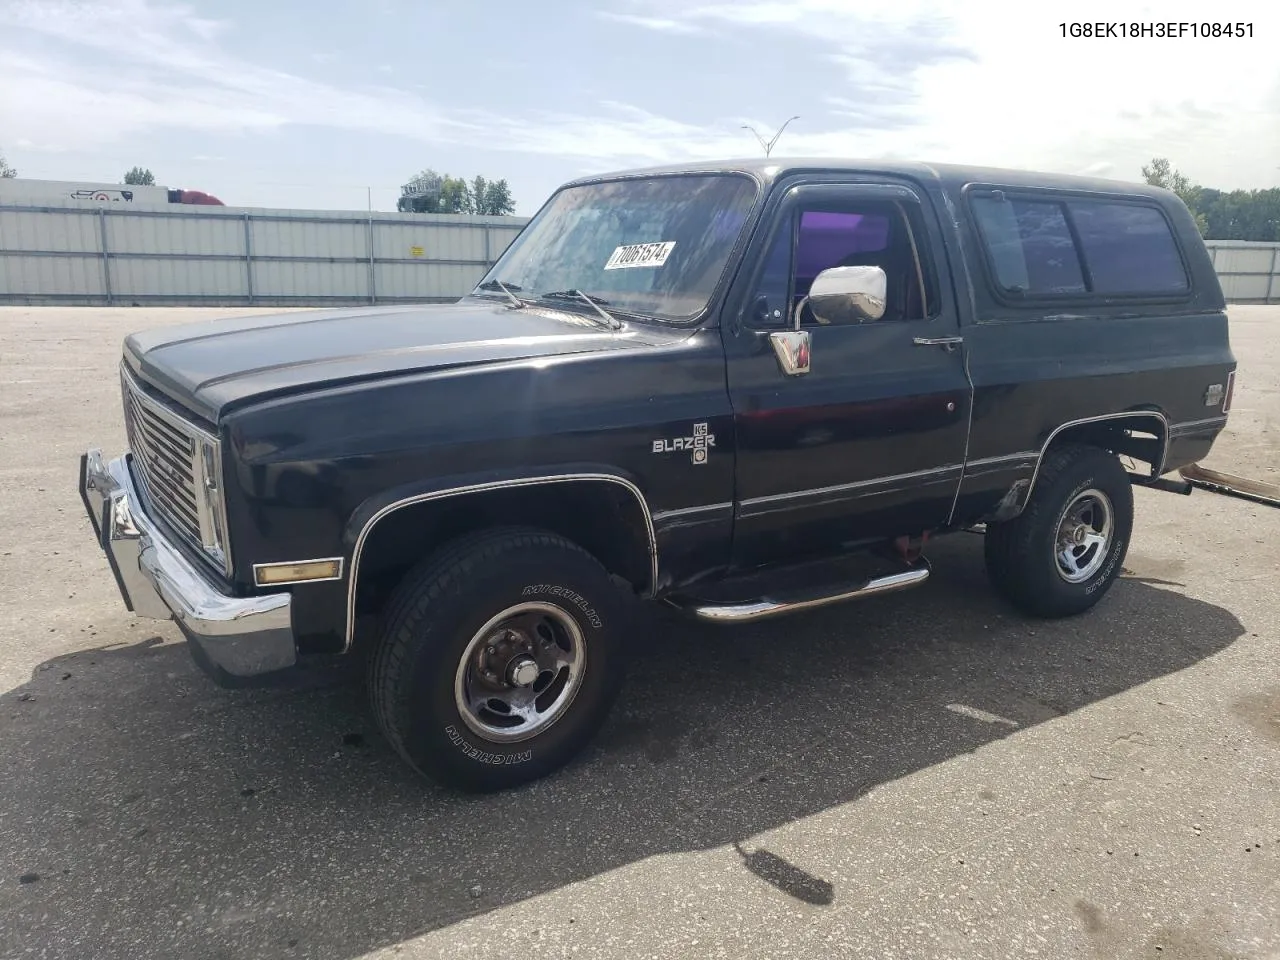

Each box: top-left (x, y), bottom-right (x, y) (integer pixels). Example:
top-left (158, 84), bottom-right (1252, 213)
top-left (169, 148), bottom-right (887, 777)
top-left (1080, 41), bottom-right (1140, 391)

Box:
top-left (1023, 409), bottom-right (1170, 509)
top-left (343, 472), bottom-right (658, 652)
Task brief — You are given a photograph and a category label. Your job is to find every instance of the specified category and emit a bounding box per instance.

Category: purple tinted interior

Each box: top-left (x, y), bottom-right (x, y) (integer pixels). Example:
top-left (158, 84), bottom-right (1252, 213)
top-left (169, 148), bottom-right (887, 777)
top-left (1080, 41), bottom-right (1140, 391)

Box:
top-left (795, 212), bottom-right (889, 280)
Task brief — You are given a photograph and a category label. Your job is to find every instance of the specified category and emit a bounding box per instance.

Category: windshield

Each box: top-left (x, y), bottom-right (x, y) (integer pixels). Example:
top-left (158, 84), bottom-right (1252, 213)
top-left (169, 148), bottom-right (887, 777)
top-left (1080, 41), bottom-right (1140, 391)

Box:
top-left (474, 174), bottom-right (757, 322)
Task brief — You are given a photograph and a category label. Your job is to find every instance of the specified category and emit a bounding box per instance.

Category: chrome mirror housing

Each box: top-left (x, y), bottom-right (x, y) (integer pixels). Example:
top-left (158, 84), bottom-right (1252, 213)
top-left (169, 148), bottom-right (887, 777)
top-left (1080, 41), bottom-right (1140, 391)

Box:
top-left (766, 265), bottom-right (887, 377)
top-left (802, 265), bottom-right (887, 326)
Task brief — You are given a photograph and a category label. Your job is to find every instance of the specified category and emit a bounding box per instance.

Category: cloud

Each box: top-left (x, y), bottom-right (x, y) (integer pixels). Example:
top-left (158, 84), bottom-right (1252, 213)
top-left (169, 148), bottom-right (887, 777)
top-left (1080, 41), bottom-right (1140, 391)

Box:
top-left (1, 0), bottom-right (1276, 191)
top-left (0, 0), bottom-right (766, 167)
top-left (823, 96), bottom-right (917, 132)
top-left (597, 0), bottom-right (1280, 188)
top-left (0, 0), bottom-right (466, 146)
top-left (0, 0), bottom-right (963, 169)
top-left (595, 0), bottom-right (977, 146)
top-left (608, 0), bottom-right (974, 82)
top-left (596, 12), bottom-right (704, 34)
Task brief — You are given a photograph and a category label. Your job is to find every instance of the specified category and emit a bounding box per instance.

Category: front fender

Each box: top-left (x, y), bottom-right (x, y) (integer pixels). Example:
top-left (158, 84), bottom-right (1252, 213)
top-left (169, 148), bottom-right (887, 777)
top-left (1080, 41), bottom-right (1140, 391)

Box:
top-left (341, 463), bottom-right (660, 652)
top-left (342, 461), bottom-right (655, 551)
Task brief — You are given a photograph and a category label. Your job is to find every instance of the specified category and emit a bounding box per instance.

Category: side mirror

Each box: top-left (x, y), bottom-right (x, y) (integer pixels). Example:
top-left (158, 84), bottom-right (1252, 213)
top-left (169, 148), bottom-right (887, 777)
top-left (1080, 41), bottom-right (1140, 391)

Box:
top-left (800, 265), bottom-right (887, 327)
top-left (767, 264), bottom-right (888, 378)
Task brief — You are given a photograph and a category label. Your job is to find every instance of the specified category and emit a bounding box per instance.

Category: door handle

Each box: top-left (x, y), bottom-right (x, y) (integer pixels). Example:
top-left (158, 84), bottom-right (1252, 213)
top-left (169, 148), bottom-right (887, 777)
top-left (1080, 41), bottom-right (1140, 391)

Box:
top-left (913, 336), bottom-right (964, 352)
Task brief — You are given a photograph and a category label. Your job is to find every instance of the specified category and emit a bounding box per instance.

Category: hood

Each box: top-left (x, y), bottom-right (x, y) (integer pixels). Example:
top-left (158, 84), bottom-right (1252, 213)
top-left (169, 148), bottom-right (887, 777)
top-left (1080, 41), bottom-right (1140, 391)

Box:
top-left (124, 299), bottom-right (682, 421)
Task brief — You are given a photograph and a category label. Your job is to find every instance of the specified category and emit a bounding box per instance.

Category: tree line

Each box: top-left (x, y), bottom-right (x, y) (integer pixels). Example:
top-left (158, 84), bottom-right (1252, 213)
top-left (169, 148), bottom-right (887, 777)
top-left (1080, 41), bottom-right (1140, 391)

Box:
top-left (1142, 157), bottom-right (1279, 241)
top-left (6, 146), bottom-right (1273, 237)
top-left (396, 170), bottom-right (516, 216)
top-left (1, 153), bottom-right (520, 216)
top-left (0, 153), bottom-right (154, 184)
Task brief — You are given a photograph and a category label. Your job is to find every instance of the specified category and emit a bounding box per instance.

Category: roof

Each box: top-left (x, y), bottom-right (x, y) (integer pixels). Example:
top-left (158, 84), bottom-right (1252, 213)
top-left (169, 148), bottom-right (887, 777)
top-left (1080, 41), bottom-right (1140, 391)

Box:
top-left (563, 157), bottom-right (1171, 201)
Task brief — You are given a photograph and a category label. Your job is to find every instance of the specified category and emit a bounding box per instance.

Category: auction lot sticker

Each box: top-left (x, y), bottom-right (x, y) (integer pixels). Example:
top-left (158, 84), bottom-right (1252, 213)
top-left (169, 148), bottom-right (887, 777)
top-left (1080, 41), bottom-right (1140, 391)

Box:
top-left (604, 241), bottom-right (676, 270)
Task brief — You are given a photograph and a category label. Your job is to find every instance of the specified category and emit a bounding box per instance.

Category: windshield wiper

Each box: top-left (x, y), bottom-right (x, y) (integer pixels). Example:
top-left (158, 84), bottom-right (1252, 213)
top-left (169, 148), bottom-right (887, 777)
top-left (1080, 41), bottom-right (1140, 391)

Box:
top-left (538, 289), bottom-right (623, 330)
top-left (474, 279), bottom-right (525, 309)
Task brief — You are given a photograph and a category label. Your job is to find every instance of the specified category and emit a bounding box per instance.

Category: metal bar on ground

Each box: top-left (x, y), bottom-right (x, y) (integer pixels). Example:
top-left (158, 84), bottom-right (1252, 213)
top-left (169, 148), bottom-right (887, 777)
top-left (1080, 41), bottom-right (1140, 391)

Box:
top-left (1179, 463), bottom-right (1280, 508)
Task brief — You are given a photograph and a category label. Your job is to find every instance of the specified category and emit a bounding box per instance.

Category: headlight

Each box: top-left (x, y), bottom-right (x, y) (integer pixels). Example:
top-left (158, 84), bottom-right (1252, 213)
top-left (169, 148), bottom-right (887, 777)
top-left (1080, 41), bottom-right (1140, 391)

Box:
top-left (195, 437), bottom-right (231, 574)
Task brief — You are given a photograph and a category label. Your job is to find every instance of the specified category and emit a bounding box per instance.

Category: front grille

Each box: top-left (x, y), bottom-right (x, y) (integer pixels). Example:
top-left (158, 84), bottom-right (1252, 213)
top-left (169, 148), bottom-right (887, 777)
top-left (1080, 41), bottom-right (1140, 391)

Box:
top-left (121, 368), bottom-right (208, 554)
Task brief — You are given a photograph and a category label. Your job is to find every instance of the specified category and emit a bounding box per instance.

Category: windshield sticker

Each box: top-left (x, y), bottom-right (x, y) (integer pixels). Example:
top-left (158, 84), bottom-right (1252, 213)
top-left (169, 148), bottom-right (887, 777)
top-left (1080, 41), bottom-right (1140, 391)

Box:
top-left (604, 241), bottom-right (676, 270)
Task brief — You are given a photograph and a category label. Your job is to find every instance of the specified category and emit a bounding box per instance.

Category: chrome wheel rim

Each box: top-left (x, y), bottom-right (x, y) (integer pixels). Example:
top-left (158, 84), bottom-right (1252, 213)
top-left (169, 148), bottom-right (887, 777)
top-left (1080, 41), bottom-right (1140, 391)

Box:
top-left (454, 601), bottom-right (586, 743)
top-left (1054, 488), bottom-right (1114, 583)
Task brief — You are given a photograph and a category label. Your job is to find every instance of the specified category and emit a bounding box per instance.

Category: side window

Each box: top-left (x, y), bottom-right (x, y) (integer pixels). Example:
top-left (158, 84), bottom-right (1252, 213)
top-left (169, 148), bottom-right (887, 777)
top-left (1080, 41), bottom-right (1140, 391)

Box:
top-left (969, 196), bottom-right (1085, 295)
top-left (1065, 200), bottom-right (1188, 294)
top-left (970, 192), bottom-right (1190, 299)
top-left (751, 199), bottom-right (938, 327)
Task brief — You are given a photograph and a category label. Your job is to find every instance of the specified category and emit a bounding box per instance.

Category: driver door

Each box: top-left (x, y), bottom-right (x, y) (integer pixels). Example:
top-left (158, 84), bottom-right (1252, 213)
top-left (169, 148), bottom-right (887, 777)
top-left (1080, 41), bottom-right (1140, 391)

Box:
top-left (723, 181), bottom-right (973, 568)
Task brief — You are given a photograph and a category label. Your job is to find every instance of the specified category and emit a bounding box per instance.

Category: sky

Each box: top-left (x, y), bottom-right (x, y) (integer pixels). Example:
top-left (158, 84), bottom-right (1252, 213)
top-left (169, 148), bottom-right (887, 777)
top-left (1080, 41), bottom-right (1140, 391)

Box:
top-left (1, 0), bottom-right (1277, 215)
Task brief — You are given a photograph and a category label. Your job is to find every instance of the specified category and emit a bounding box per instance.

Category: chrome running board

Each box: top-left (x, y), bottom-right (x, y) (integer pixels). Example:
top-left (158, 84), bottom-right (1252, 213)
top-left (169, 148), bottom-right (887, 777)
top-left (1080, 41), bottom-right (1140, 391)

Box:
top-left (668, 560), bottom-right (930, 624)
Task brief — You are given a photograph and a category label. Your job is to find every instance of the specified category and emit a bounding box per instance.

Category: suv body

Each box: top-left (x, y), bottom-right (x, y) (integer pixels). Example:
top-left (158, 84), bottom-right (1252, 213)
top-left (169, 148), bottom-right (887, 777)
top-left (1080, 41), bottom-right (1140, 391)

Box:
top-left (80, 158), bottom-right (1235, 789)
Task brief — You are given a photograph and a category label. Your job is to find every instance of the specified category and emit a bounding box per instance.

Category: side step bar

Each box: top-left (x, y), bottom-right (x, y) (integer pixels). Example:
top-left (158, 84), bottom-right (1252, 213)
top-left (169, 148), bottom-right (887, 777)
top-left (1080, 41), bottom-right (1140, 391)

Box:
top-left (668, 561), bottom-right (930, 624)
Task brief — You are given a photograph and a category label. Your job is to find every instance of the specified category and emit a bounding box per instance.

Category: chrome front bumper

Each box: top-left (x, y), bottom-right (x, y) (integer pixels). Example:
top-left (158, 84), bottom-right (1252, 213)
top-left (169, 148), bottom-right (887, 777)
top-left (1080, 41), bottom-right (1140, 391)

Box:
top-left (79, 449), bottom-right (297, 683)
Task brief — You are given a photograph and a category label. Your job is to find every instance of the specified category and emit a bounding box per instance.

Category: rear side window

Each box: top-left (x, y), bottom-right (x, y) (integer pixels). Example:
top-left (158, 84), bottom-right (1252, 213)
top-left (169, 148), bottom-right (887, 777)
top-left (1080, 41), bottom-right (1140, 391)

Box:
top-left (970, 192), bottom-right (1189, 298)
top-left (970, 197), bottom-right (1085, 294)
top-left (1067, 200), bottom-right (1188, 293)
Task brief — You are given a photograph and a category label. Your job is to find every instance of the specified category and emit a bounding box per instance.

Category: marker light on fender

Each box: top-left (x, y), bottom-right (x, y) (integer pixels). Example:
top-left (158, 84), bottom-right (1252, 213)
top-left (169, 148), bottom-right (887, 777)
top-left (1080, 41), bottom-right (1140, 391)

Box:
top-left (254, 559), bottom-right (343, 587)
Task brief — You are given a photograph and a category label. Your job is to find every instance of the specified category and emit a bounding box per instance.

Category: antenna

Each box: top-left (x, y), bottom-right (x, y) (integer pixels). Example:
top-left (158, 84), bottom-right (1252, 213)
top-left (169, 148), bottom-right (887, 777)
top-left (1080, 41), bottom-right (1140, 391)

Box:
top-left (741, 116), bottom-right (801, 157)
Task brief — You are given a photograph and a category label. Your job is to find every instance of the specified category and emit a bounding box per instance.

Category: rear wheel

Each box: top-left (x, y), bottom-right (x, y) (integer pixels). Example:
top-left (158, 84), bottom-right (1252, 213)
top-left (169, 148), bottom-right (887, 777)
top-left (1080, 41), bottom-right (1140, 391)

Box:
top-left (984, 444), bottom-right (1133, 618)
top-left (369, 527), bottom-right (629, 791)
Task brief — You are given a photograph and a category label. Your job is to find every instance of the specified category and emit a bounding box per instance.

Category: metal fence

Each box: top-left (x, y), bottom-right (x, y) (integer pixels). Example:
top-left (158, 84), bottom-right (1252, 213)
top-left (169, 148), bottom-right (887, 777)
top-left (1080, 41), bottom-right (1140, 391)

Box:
top-left (0, 201), bottom-right (529, 306)
top-left (1203, 240), bottom-right (1280, 304)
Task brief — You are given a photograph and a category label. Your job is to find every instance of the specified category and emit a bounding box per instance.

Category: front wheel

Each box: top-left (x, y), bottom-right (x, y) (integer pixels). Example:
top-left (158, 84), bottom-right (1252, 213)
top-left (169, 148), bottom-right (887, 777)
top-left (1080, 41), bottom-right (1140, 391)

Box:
top-left (984, 444), bottom-right (1134, 618)
top-left (369, 527), bottom-right (629, 791)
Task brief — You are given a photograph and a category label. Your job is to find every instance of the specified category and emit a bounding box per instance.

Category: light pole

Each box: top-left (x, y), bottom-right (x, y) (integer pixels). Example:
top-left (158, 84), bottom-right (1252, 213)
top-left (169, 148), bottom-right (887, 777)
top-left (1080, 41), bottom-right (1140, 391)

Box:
top-left (742, 116), bottom-right (800, 157)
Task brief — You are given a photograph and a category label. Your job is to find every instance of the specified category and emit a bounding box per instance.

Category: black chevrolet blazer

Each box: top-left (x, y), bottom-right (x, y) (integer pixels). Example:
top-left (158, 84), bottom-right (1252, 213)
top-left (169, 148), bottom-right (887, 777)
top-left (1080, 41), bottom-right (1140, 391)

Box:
top-left (79, 157), bottom-right (1235, 790)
